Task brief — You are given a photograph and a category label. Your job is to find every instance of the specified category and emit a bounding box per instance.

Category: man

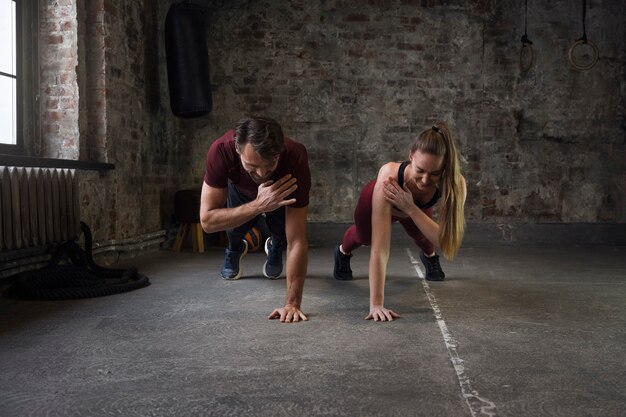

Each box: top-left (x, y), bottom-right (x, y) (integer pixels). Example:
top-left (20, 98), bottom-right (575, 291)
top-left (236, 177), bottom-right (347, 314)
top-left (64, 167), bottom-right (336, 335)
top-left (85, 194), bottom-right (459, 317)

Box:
top-left (200, 116), bottom-right (311, 323)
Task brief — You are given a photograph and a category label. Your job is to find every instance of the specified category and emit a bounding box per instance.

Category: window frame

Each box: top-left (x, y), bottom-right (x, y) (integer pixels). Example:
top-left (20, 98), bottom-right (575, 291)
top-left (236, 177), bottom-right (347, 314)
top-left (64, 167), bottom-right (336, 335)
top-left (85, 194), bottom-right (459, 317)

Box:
top-left (0, 1), bottom-right (113, 172)
top-left (0, 0), bottom-right (38, 156)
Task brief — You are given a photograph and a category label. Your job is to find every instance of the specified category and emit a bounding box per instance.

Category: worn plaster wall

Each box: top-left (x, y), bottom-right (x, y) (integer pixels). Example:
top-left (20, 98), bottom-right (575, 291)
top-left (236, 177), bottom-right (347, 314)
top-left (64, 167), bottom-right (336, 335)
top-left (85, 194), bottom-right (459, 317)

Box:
top-left (178, 0), bottom-right (625, 227)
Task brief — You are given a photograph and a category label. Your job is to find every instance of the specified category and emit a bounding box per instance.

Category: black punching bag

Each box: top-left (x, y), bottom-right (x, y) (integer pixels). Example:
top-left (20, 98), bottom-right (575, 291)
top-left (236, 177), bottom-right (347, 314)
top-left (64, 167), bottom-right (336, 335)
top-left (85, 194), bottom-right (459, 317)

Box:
top-left (165, 2), bottom-right (212, 118)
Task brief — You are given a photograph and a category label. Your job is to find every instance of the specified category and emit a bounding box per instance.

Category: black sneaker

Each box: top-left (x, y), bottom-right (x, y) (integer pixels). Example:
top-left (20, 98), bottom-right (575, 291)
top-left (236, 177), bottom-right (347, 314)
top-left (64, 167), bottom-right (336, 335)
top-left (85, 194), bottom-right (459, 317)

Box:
top-left (221, 240), bottom-right (248, 280)
top-left (333, 245), bottom-right (353, 280)
top-left (263, 237), bottom-right (284, 279)
top-left (419, 251), bottom-right (445, 281)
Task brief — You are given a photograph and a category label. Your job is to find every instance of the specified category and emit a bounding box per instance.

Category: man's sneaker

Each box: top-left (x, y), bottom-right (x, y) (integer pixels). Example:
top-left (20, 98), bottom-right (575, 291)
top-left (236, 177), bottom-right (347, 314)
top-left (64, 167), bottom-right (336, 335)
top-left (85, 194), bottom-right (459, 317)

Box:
top-left (221, 240), bottom-right (248, 280)
top-left (333, 245), bottom-right (353, 280)
top-left (263, 237), bottom-right (284, 279)
top-left (419, 251), bottom-right (445, 281)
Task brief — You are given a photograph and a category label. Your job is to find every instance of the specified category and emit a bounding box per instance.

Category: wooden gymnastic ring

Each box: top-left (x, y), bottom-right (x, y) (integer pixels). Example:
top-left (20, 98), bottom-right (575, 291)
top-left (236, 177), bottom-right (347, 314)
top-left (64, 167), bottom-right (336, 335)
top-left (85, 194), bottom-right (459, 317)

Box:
top-left (567, 39), bottom-right (599, 71)
top-left (519, 43), bottom-right (533, 72)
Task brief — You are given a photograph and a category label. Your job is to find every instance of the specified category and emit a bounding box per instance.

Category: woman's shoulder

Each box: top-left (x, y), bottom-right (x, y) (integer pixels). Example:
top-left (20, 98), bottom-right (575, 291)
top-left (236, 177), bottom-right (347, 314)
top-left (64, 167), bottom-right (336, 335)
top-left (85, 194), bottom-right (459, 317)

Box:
top-left (376, 161), bottom-right (401, 179)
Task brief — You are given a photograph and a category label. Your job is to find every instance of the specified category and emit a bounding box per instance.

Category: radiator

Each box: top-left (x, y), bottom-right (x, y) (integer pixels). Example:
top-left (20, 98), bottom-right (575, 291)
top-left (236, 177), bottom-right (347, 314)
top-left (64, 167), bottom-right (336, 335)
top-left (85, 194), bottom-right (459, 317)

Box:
top-left (0, 167), bottom-right (80, 251)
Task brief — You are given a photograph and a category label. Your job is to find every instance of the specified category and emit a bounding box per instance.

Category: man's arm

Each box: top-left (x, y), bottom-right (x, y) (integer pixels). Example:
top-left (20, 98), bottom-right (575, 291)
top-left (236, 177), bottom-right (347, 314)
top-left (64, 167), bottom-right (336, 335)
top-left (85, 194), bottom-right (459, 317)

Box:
top-left (268, 205), bottom-right (309, 323)
top-left (199, 182), bottom-right (255, 234)
top-left (199, 175), bottom-right (298, 234)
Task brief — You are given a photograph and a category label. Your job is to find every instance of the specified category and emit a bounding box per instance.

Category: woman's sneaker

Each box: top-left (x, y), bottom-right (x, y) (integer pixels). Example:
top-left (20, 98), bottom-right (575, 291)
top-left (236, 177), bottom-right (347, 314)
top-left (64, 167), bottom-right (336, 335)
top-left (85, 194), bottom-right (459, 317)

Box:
top-left (333, 245), bottom-right (353, 280)
top-left (419, 251), bottom-right (445, 281)
top-left (221, 240), bottom-right (248, 280)
top-left (263, 237), bottom-right (284, 279)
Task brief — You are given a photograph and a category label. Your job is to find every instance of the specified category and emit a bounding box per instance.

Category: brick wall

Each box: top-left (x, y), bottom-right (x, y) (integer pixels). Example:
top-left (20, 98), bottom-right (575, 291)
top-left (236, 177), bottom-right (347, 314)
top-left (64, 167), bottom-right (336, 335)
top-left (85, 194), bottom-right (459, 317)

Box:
top-left (33, 0), bottom-right (625, 246)
top-left (40, 0), bottom-right (186, 242)
top-left (39, 1), bottom-right (79, 160)
top-left (184, 0), bottom-right (625, 224)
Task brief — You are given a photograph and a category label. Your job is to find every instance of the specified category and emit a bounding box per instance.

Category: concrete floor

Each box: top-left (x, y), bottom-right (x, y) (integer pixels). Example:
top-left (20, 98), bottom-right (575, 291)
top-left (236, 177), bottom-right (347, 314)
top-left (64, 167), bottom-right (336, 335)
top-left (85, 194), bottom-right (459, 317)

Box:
top-left (0, 244), bottom-right (625, 416)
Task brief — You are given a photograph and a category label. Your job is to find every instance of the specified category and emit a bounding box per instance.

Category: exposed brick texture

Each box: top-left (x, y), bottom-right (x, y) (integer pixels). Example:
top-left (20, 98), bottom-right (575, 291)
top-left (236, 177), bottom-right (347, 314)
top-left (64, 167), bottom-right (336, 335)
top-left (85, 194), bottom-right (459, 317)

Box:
top-left (33, 0), bottom-right (626, 245)
top-left (193, 0), bottom-right (625, 224)
top-left (39, 2), bottom-right (79, 160)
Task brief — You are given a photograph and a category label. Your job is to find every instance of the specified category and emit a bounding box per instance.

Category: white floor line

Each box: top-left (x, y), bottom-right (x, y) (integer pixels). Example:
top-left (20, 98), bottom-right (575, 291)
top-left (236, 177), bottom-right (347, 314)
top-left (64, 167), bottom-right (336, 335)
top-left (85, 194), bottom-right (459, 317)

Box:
top-left (407, 248), bottom-right (497, 417)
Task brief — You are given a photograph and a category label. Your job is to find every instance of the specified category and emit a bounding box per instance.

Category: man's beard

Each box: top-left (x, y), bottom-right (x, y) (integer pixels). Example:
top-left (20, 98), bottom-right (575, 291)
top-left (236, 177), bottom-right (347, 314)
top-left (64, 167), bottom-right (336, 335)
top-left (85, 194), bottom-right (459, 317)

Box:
top-left (249, 172), bottom-right (272, 184)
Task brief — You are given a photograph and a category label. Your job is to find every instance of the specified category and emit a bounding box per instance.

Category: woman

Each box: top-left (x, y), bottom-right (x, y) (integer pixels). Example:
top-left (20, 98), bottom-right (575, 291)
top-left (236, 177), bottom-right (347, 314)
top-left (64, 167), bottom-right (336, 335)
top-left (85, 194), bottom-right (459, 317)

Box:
top-left (333, 122), bottom-right (467, 321)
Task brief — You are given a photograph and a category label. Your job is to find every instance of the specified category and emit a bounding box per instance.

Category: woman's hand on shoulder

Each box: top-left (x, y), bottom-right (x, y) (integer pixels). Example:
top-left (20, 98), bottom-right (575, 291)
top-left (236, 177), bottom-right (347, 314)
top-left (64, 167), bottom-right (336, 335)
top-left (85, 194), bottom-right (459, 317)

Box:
top-left (383, 176), bottom-right (416, 215)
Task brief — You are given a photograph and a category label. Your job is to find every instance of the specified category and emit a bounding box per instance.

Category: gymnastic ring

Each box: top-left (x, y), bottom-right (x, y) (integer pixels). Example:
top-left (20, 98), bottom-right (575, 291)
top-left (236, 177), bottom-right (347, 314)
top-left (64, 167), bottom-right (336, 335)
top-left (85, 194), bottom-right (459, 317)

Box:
top-left (519, 43), bottom-right (533, 72)
top-left (567, 39), bottom-right (599, 71)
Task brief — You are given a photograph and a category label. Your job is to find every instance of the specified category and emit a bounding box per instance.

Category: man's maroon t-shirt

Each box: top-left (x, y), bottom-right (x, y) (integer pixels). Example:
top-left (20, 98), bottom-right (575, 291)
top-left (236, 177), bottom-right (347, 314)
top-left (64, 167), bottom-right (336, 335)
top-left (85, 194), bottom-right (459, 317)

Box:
top-left (204, 130), bottom-right (311, 208)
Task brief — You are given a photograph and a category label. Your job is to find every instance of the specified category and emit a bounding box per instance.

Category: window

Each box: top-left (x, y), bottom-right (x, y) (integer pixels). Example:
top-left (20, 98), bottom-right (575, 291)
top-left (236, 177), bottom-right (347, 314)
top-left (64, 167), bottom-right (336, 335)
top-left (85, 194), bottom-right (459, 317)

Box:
top-left (0, 2), bottom-right (112, 170)
top-left (0, 0), bottom-right (38, 156)
top-left (0, 0), bottom-right (17, 147)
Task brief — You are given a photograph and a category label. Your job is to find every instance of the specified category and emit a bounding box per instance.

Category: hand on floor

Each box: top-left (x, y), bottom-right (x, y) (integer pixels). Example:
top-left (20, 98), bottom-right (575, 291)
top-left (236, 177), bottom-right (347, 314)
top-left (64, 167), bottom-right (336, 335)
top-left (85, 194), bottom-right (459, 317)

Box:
top-left (365, 306), bottom-right (400, 322)
top-left (268, 305), bottom-right (308, 323)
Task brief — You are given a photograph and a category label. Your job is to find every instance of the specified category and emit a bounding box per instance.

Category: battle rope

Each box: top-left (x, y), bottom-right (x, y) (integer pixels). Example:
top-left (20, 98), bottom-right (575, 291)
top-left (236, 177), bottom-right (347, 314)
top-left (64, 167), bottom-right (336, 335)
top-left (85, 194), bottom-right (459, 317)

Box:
top-left (4, 223), bottom-right (150, 300)
top-left (519, 0), bottom-right (533, 72)
top-left (568, 0), bottom-right (599, 70)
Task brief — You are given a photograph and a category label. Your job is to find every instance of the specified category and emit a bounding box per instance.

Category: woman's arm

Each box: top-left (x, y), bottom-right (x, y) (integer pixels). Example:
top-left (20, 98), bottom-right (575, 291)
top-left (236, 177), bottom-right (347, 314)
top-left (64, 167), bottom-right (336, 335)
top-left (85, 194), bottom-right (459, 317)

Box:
top-left (382, 176), bottom-right (440, 246)
top-left (366, 163), bottom-right (400, 321)
top-left (383, 175), bottom-right (467, 250)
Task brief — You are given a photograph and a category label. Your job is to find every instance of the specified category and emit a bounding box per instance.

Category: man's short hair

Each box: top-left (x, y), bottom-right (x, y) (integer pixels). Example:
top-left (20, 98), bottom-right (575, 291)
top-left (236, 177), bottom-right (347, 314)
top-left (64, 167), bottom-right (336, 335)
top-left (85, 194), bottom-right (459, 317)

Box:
top-left (234, 116), bottom-right (285, 160)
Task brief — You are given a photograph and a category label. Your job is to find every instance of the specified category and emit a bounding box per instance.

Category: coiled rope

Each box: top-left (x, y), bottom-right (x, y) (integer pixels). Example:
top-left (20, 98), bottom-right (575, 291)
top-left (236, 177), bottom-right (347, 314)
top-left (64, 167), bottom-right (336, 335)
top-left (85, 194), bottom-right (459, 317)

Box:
top-left (5, 223), bottom-right (150, 300)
